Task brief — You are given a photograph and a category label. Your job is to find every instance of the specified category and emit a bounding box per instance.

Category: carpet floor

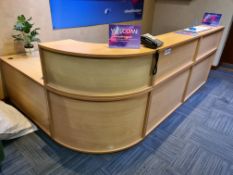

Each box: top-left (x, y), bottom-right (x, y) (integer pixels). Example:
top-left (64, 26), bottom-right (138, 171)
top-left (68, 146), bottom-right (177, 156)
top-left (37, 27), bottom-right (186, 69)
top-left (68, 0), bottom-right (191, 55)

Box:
top-left (1, 68), bottom-right (233, 175)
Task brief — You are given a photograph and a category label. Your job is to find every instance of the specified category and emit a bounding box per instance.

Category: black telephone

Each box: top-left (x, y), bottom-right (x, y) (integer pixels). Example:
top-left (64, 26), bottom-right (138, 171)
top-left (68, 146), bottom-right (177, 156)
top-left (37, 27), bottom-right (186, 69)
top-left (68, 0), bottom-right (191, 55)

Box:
top-left (141, 33), bottom-right (163, 49)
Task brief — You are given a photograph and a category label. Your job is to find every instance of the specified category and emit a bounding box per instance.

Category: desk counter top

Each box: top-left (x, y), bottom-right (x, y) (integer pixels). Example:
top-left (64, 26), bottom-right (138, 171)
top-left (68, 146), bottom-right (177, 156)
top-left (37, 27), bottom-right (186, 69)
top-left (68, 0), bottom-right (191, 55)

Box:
top-left (0, 26), bottom-right (224, 89)
top-left (39, 25), bottom-right (223, 58)
top-left (0, 52), bottom-right (43, 85)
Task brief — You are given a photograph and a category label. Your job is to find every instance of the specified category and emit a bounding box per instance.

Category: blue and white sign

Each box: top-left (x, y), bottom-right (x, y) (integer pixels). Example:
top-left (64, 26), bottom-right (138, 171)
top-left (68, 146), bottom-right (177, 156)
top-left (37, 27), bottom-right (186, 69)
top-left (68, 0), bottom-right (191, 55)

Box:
top-left (49, 0), bottom-right (144, 29)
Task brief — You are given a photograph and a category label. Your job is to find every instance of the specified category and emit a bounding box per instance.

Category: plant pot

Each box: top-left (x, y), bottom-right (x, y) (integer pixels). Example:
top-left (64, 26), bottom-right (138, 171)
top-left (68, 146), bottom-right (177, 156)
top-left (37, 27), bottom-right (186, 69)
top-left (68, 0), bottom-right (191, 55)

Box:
top-left (24, 47), bottom-right (35, 56)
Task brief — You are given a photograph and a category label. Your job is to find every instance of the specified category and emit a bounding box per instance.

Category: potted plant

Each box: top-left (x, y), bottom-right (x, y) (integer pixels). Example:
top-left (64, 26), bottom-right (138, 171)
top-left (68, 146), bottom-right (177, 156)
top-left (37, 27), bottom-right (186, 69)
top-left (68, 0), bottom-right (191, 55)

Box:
top-left (12, 15), bottom-right (40, 55)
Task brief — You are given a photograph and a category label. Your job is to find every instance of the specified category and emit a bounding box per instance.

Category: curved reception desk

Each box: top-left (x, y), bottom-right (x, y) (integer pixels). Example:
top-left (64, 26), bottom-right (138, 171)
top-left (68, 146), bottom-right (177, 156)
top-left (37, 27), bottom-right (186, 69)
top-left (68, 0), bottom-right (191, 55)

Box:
top-left (0, 26), bottom-right (223, 153)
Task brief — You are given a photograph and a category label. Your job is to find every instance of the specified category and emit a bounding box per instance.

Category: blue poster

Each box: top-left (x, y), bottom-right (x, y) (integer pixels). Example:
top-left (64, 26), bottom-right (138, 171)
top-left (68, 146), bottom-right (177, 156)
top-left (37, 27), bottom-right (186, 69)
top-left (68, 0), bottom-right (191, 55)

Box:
top-left (49, 0), bottom-right (144, 29)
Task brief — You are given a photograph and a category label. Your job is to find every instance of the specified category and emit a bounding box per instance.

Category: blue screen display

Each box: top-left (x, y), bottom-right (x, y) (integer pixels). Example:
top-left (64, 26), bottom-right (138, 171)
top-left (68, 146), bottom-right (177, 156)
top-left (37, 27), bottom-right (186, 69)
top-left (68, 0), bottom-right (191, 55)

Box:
top-left (49, 0), bottom-right (144, 29)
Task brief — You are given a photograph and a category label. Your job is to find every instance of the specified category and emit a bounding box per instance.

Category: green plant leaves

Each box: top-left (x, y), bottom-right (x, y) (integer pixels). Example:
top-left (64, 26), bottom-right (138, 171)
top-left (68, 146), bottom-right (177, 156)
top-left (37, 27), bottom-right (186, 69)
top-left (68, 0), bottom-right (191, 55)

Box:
top-left (31, 28), bottom-right (40, 37)
top-left (17, 15), bottom-right (26, 22)
top-left (14, 23), bottom-right (24, 31)
top-left (12, 15), bottom-right (40, 47)
top-left (12, 34), bottom-right (24, 41)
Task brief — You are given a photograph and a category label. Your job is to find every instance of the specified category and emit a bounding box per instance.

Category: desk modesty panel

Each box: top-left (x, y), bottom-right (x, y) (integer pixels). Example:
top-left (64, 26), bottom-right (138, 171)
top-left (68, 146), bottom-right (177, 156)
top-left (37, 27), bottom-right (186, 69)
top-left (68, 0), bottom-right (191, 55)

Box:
top-left (0, 26), bottom-right (224, 153)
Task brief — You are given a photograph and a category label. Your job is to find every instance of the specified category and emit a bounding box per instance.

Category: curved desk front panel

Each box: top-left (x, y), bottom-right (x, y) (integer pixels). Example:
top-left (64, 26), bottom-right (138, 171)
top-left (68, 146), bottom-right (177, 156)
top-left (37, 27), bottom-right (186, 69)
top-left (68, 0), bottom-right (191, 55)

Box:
top-left (39, 42), bottom-right (154, 152)
top-left (40, 50), bottom-right (153, 98)
top-left (49, 92), bottom-right (148, 153)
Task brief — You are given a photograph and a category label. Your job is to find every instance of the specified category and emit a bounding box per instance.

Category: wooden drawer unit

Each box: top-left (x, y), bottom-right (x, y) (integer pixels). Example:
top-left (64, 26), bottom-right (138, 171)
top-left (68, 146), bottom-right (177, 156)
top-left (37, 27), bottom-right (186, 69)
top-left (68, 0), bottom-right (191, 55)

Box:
top-left (154, 40), bottom-right (197, 84)
top-left (1, 63), bottom-right (50, 133)
top-left (185, 54), bottom-right (215, 100)
top-left (147, 70), bottom-right (189, 134)
top-left (48, 92), bottom-right (148, 153)
top-left (196, 31), bottom-right (222, 60)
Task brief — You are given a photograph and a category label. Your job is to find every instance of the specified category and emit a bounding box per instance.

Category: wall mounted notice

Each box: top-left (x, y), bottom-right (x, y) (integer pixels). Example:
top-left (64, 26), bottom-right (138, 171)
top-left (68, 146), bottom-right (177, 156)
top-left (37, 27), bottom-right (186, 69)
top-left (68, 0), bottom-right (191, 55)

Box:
top-left (49, 0), bottom-right (144, 29)
top-left (109, 24), bottom-right (141, 49)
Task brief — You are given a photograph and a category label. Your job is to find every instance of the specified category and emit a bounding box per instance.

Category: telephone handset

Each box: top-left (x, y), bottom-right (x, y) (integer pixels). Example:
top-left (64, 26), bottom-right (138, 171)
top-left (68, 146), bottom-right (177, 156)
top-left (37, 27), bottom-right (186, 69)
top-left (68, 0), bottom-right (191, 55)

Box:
top-left (141, 33), bottom-right (163, 49)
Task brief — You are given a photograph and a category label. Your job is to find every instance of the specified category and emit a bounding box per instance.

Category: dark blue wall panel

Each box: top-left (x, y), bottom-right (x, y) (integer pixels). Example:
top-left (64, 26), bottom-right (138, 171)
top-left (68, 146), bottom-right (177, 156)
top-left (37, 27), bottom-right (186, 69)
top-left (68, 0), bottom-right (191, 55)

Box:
top-left (49, 0), bottom-right (144, 29)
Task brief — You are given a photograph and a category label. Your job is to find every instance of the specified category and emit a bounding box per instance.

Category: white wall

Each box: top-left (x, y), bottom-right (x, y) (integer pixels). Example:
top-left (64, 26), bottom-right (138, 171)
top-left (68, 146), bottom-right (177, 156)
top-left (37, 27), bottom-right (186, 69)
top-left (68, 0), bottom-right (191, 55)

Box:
top-left (152, 0), bottom-right (233, 66)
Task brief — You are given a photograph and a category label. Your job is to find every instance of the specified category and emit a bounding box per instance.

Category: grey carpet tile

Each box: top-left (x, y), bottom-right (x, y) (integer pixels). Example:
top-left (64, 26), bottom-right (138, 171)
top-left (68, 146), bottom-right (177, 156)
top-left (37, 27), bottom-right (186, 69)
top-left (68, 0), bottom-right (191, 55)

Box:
top-left (191, 127), bottom-right (233, 163)
top-left (203, 110), bottom-right (233, 136)
top-left (187, 148), bottom-right (229, 175)
top-left (131, 154), bottom-right (174, 175)
top-left (1, 67), bottom-right (233, 175)
top-left (102, 146), bottom-right (152, 175)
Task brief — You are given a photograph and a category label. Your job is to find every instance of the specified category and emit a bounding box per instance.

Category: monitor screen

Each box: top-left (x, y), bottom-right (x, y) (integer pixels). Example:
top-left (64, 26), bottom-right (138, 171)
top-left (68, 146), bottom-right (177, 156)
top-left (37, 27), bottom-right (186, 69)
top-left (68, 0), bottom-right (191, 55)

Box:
top-left (202, 13), bottom-right (222, 26)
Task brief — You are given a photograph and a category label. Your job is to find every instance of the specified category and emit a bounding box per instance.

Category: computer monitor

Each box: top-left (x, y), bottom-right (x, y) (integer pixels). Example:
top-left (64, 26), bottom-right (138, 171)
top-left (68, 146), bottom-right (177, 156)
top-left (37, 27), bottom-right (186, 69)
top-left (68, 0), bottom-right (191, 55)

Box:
top-left (202, 13), bottom-right (222, 26)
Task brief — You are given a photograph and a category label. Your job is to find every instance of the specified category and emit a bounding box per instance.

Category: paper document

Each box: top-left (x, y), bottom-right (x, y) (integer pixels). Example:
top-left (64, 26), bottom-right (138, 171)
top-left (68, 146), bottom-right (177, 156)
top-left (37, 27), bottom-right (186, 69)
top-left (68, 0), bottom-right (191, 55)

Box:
top-left (184, 26), bottom-right (211, 33)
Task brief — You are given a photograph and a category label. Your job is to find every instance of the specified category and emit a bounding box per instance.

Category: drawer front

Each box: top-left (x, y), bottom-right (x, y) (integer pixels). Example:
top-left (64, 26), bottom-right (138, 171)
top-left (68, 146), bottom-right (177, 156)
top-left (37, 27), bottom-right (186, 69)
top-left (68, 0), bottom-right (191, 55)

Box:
top-left (154, 40), bottom-right (197, 83)
top-left (147, 70), bottom-right (189, 133)
top-left (185, 54), bottom-right (215, 100)
top-left (197, 31), bottom-right (222, 60)
top-left (49, 92), bottom-right (148, 152)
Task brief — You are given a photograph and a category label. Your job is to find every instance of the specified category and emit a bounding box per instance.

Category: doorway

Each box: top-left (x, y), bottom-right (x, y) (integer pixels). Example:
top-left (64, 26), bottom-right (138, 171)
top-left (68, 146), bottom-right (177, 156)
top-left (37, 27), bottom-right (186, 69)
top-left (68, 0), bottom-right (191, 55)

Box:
top-left (220, 20), bottom-right (233, 67)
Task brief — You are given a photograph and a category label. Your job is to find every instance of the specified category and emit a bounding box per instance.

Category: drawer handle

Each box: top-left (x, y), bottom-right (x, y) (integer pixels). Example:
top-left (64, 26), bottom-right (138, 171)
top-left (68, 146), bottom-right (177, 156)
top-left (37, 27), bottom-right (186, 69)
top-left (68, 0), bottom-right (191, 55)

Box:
top-left (153, 51), bottom-right (160, 75)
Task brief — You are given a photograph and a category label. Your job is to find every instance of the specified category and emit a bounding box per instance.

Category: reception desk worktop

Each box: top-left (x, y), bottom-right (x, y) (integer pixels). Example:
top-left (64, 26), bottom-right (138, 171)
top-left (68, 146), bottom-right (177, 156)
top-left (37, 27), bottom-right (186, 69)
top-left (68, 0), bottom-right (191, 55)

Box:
top-left (0, 26), bottom-right (224, 153)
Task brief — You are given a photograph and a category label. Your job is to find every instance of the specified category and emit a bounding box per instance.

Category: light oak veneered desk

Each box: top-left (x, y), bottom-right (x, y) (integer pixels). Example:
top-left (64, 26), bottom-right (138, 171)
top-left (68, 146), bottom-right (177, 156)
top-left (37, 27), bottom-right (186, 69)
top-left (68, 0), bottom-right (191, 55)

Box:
top-left (0, 26), bottom-right (224, 153)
